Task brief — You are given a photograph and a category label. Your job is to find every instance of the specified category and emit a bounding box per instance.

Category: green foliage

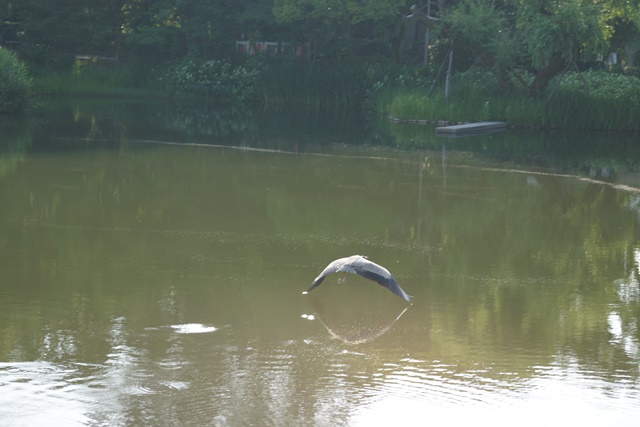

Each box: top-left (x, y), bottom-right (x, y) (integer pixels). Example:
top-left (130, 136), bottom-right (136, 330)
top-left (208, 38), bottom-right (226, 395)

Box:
top-left (163, 60), bottom-right (261, 105)
top-left (364, 65), bottom-right (433, 111)
top-left (0, 48), bottom-right (33, 113)
top-left (2, 0), bottom-right (640, 132)
top-left (446, 0), bottom-right (623, 94)
top-left (257, 60), bottom-right (416, 110)
top-left (545, 71), bottom-right (640, 130)
top-left (2, 0), bottom-right (640, 76)
top-left (380, 68), bottom-right (640, 130)
top-left (517, 0), bottom-right (605, 68)
top-left (258, 62), bottom-right (369, 109)
top-left (32, 59), bottom-right (160, 96)
top-left (273, 0), bottom-right (403, 24)
top-left (3, 0), bottom-right (118, 69)
top-left (449, 0), bottom-right (511, 46)
top-left (273, 0), bottom-right (406, 60)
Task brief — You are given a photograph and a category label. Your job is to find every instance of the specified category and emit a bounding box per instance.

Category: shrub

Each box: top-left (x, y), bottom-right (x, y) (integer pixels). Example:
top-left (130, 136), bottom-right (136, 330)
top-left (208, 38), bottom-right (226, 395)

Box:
top-left (364, 66), bottom-right (432, 111)
top-left (163, 59), bottom-right (260, 105)
top-left (0, 48), bottom-right (33, 113)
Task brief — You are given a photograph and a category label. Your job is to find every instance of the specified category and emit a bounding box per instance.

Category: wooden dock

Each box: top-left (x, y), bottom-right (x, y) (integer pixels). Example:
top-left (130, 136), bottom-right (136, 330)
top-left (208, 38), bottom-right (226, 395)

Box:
top-left (436, 121), bottom-right (507, 137)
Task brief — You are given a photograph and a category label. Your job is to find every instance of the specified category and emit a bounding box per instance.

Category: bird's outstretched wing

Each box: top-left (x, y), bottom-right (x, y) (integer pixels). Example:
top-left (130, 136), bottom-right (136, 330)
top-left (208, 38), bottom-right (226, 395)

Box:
top-left (305, 257), bottom-right (356, 293)
top-left (356, 260), bottom-right (412, 303)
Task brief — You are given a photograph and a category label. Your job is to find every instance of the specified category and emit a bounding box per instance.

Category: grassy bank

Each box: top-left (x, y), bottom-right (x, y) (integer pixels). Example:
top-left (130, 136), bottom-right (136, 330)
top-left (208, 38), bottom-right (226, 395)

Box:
top-left (22, 56), bottom-right (640, 132)
top-left (30, 58), bottom-right (373, 108)
top-left (31, 57), bottom-right (388, 111)
top-left (381, 69), bottom-right (640, 131)
top-left (33, 58), bottom-right (375, 111)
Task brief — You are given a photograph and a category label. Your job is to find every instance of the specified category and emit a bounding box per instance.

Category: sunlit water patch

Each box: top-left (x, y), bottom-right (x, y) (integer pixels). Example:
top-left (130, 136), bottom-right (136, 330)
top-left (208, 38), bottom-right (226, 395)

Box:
top-left (0, 361), bottom-right (111, 426)
top-left (169, 323), bottom-right (218, 334)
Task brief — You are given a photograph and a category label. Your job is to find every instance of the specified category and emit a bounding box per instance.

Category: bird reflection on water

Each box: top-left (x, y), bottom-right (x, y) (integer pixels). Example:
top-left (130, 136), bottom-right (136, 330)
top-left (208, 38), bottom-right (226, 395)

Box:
top-left (302, 298), bottom-right (410, 345)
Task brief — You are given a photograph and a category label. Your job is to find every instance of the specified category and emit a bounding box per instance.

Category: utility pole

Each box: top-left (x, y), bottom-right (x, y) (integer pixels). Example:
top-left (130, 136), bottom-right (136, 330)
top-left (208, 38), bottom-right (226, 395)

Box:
top-left (445, 47), bottom-right (453, 102)
top-left (424, 2), bottom-right (431, 66)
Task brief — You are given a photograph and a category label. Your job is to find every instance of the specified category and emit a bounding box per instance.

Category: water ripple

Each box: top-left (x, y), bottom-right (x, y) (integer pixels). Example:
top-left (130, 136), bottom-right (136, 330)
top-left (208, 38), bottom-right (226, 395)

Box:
top-left (0, 361), bottom-right (102, 426)
top-left (22, 218), bottom-right (427, 252)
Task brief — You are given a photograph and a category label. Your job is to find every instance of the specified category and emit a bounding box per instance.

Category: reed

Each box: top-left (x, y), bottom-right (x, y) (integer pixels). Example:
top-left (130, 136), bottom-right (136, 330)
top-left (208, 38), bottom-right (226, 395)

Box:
top-left (544, 71), bottom-right (640, 130)
top-left (257, 62), bottom-right (386, 110)
top-left (32, 61), bottom-right (162, 97)
top-left (380, 69), bottom-right (640, 131)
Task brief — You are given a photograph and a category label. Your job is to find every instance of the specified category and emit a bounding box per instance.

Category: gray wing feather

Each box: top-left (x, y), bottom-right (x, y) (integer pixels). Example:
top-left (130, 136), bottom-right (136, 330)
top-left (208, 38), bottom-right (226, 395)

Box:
top-left (357, 269), bottom-right (412, 303)
top-left (307, 258), bottom-right (352, 292)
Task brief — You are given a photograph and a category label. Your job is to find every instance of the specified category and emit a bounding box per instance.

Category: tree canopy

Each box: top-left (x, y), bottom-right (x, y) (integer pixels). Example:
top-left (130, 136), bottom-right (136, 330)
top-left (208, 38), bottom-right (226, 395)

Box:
top-left (0, 0), bottom-right (639, 94)
top-left (446, 0), bottom-right (640, 95)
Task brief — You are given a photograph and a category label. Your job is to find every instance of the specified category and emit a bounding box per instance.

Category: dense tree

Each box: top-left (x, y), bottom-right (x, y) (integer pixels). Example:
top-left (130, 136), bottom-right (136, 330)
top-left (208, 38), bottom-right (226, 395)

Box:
top-left (446, 0), bottom-right (640, 96)
top-left (1, 0), bottom-right (638, 89)
top-left (273, 0), bottom-right (410, 60)
top-left (0, 0), bottom-right (112, 67)
top-left (173, 0), bottom-right (241, 58)
top-left (605, 0), bottom-right (640, 66)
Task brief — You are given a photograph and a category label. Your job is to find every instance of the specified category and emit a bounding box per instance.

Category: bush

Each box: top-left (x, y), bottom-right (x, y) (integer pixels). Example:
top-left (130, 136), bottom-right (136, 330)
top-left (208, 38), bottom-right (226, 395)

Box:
top-left (364, 65), bottom-right (432, 111)
top-left (0, 49), bottom-right (33, 113)
top-left (163, 59), bottom-right (260, 105)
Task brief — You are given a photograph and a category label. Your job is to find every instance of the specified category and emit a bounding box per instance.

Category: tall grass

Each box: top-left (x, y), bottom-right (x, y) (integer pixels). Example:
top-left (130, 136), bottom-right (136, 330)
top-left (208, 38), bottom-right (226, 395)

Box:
top-left (380, 69), bottom-right (640, 131)
top-left (543, 72), bottom-right (640, 130)
top-left (32, 60), bottom-right (163, 97)
top-left (257, 62), bottom-right (386, 111)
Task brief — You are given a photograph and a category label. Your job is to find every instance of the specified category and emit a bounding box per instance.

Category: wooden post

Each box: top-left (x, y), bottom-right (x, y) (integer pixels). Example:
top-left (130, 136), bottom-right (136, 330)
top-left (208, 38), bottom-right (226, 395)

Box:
top-left (427, 44), bottom-right (450, 98)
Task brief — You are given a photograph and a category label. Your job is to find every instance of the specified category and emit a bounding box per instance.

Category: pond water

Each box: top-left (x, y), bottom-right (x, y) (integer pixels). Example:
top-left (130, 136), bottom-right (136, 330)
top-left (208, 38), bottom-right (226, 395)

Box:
top-left (1, 100), bottom-right (640, 426)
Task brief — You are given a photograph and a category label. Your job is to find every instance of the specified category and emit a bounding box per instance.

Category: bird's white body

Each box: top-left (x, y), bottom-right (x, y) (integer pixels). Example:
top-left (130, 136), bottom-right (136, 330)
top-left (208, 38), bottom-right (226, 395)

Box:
top-left (305, 255), bottom-right (411, 303)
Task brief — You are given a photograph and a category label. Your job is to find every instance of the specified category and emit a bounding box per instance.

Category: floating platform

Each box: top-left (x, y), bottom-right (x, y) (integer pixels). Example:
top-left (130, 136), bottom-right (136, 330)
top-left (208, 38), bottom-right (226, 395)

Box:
top-left (436, 121), bottom-right (507, 137)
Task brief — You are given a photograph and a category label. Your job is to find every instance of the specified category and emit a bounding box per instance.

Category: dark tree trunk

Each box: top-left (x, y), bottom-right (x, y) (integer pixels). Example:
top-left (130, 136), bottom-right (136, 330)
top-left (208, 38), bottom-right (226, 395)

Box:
top-left (389, 20), bottom-right (407, 62)
top-left (108, 0), bottom-right (124, 63)
top-left (528, 52), bottom-right (567, 96)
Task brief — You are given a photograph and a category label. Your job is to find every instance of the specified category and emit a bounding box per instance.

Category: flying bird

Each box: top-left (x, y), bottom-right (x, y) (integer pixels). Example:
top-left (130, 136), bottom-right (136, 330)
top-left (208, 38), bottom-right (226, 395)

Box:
top-left (303, 255), bottom-right (412, 303)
